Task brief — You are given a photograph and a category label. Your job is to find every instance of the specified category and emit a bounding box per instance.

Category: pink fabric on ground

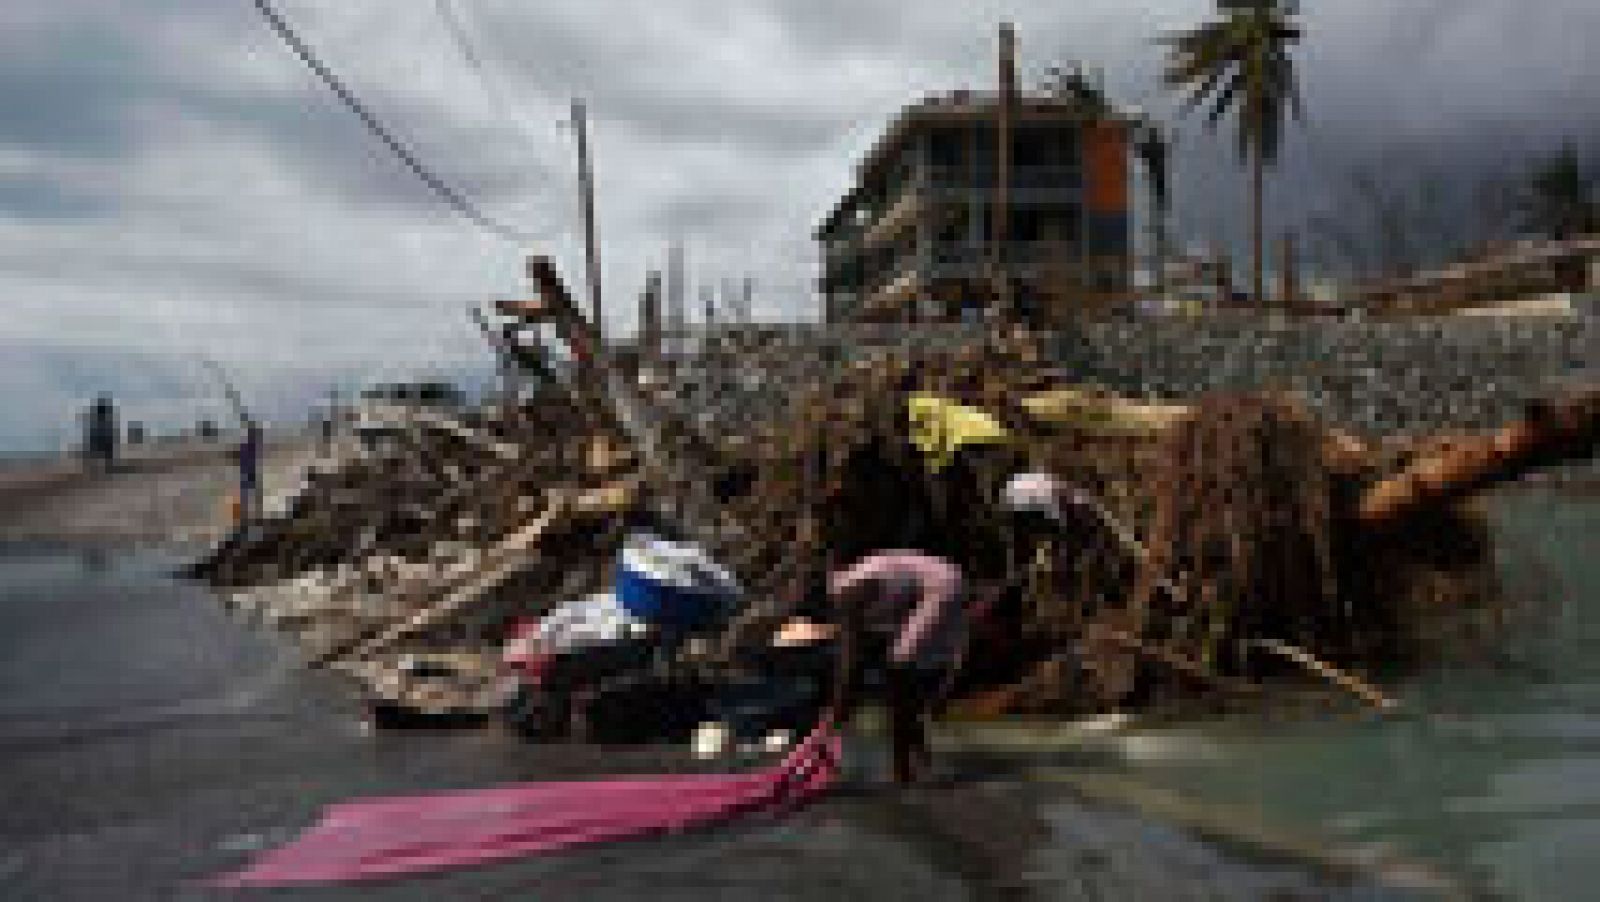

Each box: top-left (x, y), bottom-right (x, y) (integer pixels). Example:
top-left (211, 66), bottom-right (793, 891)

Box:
top-left (211, 728), bottom-right (841, 887)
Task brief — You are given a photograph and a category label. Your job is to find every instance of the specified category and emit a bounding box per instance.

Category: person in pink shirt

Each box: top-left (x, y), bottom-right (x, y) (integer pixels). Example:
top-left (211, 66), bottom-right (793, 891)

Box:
top-left (823, 551), bottom-right (967, 784)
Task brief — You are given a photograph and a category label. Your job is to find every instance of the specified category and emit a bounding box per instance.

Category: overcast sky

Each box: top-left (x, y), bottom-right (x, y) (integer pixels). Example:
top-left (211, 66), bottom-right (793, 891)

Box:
top-left (1, 0), bottom-right (1595, 454)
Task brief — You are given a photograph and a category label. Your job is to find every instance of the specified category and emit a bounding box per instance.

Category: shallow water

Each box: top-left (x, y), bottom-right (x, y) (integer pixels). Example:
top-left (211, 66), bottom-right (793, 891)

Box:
top-left (1047, 490), bottom-right (1600, 899)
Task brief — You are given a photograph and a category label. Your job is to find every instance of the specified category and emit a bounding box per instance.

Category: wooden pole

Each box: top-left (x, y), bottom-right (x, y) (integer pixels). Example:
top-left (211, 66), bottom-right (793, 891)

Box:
top-left (1252, 148), bottom-right (1264, 309)
top-left (1152, 125), bottom-right (1173, 299)
top-left (994, 22), bottom-right (1017, 319)
top-left (1280, 232), bottom-right (1300, 312)
top-left (639, 269), bottom-right (662, 358)
top-left (571, 99), bottom-right (604, 341)
top-left (666, 240), bottom-right (685, 357)
top-left (1213, 242), bottom-right (1232, 309)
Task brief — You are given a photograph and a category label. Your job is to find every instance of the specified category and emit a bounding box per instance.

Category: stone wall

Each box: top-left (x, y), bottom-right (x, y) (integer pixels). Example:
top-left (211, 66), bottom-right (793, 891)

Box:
top-left (658, 315), bottom-right (1595, 437)
top-left (1059, 315), bottom-right (1596, 436)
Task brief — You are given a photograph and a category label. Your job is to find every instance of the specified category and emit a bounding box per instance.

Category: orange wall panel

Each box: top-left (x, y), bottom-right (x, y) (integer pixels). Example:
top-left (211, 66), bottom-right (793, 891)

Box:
top-left (1085, 121), bottom-right (1129, 214)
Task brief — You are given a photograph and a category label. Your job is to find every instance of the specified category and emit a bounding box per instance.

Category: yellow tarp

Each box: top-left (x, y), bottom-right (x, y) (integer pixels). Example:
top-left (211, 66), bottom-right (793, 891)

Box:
top-left (907, 393), bottom-right (1010, 472)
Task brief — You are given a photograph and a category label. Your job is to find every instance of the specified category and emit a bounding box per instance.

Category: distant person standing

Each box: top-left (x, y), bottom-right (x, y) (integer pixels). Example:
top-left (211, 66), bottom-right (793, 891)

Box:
top-left (236, 419), bottom-right (263, 527)
top-left (317, 409), bottom-right (335, 453)
top-left (82, 394), bottom-right (118, 474)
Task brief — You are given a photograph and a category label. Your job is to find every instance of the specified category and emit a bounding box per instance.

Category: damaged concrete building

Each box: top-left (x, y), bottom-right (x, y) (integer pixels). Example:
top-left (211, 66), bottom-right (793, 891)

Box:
top-left (816, 75), bottom-right (1141, 326)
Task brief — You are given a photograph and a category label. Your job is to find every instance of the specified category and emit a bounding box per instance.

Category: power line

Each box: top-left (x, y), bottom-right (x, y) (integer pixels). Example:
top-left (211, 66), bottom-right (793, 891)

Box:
top-left (250, 0), bottom-right (538, 245)
top-left (431, 0), bottom-right (556, 170)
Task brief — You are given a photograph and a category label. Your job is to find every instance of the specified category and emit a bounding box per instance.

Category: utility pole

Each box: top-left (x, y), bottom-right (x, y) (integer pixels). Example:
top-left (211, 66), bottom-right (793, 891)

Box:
top-left (570, 99), bottom-right (603, 342)
top-left (700, 284), bottom-right (716, 357)
top-left (1279, 232), bottom-right (1300, 312)
top-left (639, 269), bottom-right (663, 358)
top-left (741, 275), bottom-right (754, 324)
top-left (666, 241), bottom-right (685, 349)
top-left (993, 22), bottom-right (1017, 321)
top-left (721, 276), bottom-right (747, 326)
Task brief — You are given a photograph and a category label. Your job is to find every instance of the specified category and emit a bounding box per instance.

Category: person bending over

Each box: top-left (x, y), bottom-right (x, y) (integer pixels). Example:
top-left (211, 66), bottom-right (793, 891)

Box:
top-left (822, 551), bottom-right (967, 785)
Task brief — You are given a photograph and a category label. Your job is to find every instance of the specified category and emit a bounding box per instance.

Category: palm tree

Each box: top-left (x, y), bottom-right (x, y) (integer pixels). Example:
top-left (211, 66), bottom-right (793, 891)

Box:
top-left (1161, 0), bottom-right (1304, 307)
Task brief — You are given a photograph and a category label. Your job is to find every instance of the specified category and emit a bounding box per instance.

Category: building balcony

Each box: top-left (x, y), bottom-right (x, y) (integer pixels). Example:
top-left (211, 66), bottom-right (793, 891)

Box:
top-left (928, 240), bottom-right (1087, 278)
top-left (923, 164), bottom-right (1083, 203)
top-left (824, 163), bottom-right (1087, 261)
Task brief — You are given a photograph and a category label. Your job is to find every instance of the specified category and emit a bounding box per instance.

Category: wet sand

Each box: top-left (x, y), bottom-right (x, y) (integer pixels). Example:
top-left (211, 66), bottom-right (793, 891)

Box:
top-left (0, 462), bottom-right (1453, 900)
top-left (0, 440), bottom-right (314, 549)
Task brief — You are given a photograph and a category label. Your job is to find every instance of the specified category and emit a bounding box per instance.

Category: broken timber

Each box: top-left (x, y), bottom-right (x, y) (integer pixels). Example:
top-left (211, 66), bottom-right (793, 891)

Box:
top-left (321, 477), bottom-right (639, 666)
top-left (494, 255), bottom-right (729, 548)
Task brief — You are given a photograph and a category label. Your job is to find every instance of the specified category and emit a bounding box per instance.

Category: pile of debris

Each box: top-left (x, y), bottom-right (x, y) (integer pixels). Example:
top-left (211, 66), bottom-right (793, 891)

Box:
top-left (190, 384), bottom-right (640, 720)
top-left (188, 255), bottom-right (1600, 732)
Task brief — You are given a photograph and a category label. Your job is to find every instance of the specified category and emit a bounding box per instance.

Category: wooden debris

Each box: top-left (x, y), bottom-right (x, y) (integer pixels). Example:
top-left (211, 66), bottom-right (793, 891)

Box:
top-left (187, 260), bottom-right (1595, 724)
top-left (1249, 638), bottom-right (1399, 712)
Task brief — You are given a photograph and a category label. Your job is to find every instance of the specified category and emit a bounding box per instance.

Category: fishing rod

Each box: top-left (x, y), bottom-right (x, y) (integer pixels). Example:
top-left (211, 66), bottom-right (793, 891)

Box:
top-left (196, 356), bottom-right (257, 429)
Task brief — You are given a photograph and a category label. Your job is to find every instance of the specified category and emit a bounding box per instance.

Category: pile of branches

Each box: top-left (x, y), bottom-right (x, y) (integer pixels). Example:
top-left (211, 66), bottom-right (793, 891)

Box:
top-left (701, 341), bottom-right (1521, 719)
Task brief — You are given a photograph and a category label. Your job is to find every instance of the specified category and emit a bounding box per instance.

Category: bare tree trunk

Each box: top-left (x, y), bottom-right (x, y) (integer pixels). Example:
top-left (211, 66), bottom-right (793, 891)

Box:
top-left (1357, 390), bottom-right (1600, 526)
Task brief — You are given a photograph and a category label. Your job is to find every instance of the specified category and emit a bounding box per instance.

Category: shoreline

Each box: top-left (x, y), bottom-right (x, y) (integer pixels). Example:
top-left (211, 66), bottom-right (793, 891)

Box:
top-left (0, 438), bottom-right (315, 551)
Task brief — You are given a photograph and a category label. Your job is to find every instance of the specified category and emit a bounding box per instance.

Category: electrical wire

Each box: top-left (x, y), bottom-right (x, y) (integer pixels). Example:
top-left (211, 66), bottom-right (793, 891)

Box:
top-left (431, 0), bottom-right (557, 172)
top-left (250, 0), bottom-right (538, 245)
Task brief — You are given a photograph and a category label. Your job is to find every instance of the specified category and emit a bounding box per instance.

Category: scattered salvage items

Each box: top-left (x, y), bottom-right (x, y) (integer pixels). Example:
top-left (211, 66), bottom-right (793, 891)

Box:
top-left (356, 651), bottom-right (504, 727)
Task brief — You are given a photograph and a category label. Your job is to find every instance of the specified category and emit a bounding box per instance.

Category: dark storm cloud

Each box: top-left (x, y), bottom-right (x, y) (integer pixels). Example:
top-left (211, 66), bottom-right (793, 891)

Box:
top-left (181, 85), bottom-right (548, 216)
top-left (2, 0), bottom-right (1598, 454)
top-left (465, 3), bottom-right (879, 159)
top-left (0, 24), bottom-right (153, 160)
top-left (0, 245), bottom-right (453, 313)
top-left (0, 175), bottom-right (110, 220)
top-left (0, 2), bottom-right (547, 220)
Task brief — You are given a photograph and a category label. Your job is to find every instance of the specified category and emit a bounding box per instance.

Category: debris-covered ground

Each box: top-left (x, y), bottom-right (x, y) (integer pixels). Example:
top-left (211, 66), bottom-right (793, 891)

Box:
top-left (186, 298), bottom-right (1599, 732)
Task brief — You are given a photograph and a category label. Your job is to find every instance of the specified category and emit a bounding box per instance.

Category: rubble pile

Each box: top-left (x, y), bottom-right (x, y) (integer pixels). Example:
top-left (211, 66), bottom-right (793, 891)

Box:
top-left (188, 255), bottom-right (1599, 727)
top-left (190, 389), bottom-right (641, 716)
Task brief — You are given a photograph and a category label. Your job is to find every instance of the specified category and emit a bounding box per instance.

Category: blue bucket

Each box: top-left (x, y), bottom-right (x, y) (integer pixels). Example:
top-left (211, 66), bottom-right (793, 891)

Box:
top-left (614, 535), bottom-right (740, 630)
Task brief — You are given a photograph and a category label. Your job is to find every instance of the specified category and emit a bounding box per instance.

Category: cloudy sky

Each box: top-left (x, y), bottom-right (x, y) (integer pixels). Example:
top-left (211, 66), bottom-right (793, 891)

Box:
top-left (2, 0), bottom-right (1595, 455)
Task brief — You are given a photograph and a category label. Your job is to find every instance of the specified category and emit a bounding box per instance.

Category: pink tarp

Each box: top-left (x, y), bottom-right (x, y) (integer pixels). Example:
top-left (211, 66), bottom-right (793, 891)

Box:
top-left (212, 727), bottom-right (841, 887)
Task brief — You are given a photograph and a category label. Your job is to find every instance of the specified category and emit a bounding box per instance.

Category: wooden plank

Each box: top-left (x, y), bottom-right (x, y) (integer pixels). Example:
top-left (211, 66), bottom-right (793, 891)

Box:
top-left (406, 409), bottom-right (522, 462)
top-left (327, 478), bottom-right (638, 665)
